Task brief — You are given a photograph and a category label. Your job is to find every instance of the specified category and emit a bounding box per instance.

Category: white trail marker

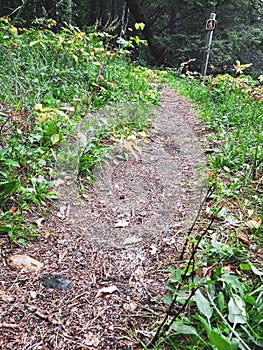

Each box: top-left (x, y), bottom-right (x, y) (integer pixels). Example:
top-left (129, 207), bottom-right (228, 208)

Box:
top-left (202, 13), bottom-right (217, 80)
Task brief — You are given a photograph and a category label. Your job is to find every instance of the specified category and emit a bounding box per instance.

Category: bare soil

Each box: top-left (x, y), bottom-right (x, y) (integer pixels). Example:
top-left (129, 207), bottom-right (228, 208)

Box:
top-left (0, 88), bottom-right (207, 349)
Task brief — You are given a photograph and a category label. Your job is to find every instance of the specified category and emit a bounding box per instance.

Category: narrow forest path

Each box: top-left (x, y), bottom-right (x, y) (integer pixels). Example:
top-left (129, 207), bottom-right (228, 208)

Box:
top-left (0, 88), bottom-right (207, 349)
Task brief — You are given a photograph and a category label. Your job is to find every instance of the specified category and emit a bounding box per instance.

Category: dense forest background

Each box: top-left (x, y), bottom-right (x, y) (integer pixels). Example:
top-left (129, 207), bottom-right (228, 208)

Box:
top-left (1, 0), bottom-right (262, 76)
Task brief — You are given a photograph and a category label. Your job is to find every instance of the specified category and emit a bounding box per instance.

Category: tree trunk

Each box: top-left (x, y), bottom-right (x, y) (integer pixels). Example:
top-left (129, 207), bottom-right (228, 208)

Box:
top-left (68, 0), bottom-right (72, 25)
top-left (99, 0), bottom-right (108, 25)
top-left (125, 0), bottom-right (166, 64)
top-left (44, 0), bottom-right (55, 18)
top-left (111, 0), bottom-right (118, 19)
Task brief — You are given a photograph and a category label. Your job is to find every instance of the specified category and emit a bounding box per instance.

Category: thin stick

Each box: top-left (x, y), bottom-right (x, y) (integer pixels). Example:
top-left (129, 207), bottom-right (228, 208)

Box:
top-left (205, 287), bottom-right (251, 350)
top-left (180, 186), bottom-right (213, 260)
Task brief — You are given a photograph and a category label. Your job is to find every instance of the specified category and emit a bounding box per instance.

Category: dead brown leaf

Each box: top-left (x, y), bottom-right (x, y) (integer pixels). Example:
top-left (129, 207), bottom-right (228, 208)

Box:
top-left (223, 264), bottom-right (240, 275)
top-left (10, 206), bottom-right (18, 215)
top-left (253, 247), bottom-right (263, 258)
top-left (114, 219), bottom-right (129, 228)
top-left (238, 231), bottom-right (252, 246)
top-left (246, 217), bottom-right (261, 229)
top-left (95, 285), bottom-right (118, 299)
top-left (7, 254), bottom-right (43, 272)
top-left (84, 331), bottom-right (100, 347)
top-left (42, 231), bottom-right (52, 239)
top-left (123, 301), bottom-right (137, 312)
top-left (0, 290), bottom-right (14, 303)
top-left (35, 217), bottom-right (45, 227)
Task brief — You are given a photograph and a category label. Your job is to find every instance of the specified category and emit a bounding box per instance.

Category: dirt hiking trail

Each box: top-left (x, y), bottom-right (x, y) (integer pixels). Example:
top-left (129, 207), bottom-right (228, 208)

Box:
top-left (0, 88), bottom-right (207, 349)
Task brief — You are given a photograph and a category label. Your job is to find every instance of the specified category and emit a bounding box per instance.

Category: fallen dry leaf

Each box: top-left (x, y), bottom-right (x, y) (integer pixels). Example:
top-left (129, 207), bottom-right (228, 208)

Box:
top-left (0, 290), bottom-right (14, 303)
top-left (54, 178), bottom-right (65, 187)
top-left (114, 219), bottom-right (129, 228)
top-left (123, 235), bottom-right (142, 245)
top-left (136, 131), bottom-right (149, 140)
top-left (95, 285), bottom-right (118, 299)
top-left (246, 217), bottom-right (261, 229)
top-left (150, 244), bottom-right (157, 255)
top-left (77, 132), bottom-right (87, 147)
top-left (123, 301), bottom-right (137, 312)
top-left (57, 205), bottom-right (68, 219)
top-left (7, 254), bottom-right (43, 272)
top-left (123, 139), bottom-right (141, 159)
top-left (0, 237), bottom-right (7, 246)
top-left (42, 231), bottom-right (52, 239)
top-left (84, 331), bottom-right (100, 346)
top-left (238, 231), bottom-right (252, 246)
top-left (35, 217), bottom-right (45, 227)
top-left (223, 264), bottom-right (240, 275)
top-left (10, 206), bottom-right (18, 215)
top-left (253, 247), bottom-right (263, 258)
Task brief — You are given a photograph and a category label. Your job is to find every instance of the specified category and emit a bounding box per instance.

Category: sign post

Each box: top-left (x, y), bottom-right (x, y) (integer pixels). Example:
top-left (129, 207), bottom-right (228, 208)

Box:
top-left (202, 13), bottom-right (216, 80)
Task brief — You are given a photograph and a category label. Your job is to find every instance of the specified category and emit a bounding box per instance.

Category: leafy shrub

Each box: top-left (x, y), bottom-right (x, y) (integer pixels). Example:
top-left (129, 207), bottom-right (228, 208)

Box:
top-left (0, 17), bottom-right (160, 244)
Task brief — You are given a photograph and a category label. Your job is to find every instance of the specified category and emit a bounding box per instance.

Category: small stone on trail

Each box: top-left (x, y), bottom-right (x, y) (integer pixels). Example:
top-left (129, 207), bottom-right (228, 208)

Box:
top-left (39, 274), bottom-right (71, 291)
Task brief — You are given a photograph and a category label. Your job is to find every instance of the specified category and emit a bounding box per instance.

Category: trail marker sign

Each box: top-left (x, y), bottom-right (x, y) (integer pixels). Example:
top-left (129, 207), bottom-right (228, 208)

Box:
top-left (206, 19), bottom-right (216, 31)
top-left (202, 13), bottom-right (217, 80)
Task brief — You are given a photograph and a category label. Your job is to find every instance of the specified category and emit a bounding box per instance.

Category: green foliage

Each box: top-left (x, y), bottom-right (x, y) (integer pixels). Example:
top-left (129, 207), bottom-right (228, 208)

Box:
top-left (146, 67), bottom-right (263, 349)
top-left (151, 239), bottom-right (263, 349)
top-left (0, 18), bottom-right (160, 245)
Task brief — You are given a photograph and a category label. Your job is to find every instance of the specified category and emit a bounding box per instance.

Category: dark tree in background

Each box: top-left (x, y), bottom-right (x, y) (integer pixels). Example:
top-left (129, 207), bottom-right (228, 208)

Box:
top-left (0, 0), bottom-right (262, 76)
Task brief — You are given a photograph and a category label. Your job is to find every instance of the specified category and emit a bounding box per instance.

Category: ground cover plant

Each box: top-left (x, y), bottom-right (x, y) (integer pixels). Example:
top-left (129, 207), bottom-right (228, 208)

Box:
top-left (144, 67), bottom-right (263, 349)
top-left (0, 17), bottom-right (160, 245)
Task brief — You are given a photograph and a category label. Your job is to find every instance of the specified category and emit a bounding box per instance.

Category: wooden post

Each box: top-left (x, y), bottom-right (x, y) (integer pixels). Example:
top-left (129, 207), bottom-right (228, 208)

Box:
top-left (202, 13), bottom-right (216, 80)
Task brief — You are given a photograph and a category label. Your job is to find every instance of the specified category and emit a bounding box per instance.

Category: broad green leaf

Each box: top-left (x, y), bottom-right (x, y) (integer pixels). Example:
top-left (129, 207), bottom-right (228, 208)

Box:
top-left (170, 322), bottom-right (200, 337)
top-left (220, 273), bottom-right (245, 296)
top-left (244, 294), bottom-right (257, 307)
top-left (194, 314), bottom-right (211, 333)
top-left (51, 134), bottom-right (60, 145)
top-left (2, 159), bottom-right (20, 167)
top-left (193, 289), bottom-right (213, 320)
top-left (169, 267), bottom-right (182, 283)
top-left (250, 263), bottom-right (263, 276)
top-left (0, 225), bottom-right (12, 233)
top-left (208, 330), bottom-right (235, 350)
top-left (239, 263), bottom-right (251, 271)
top-left (166, 282), bottom-right (176, 292)
top-left (0, 147), bottom-right (10, 156)
top-left (228, 294), bottom-right (247, 325)
top-left (217, 291), bottom-right (226, 311)
top-left (239, 262), bottom-right (263, 277)
top-left (0, 181), bottom-right (18, 195)
top-left (163, 292), bottom-right (173, 305)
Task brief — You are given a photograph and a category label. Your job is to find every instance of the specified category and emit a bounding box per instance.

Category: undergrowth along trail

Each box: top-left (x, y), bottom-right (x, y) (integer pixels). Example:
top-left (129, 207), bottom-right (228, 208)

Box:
top-left (147, 66), bottom-right (263, 349)
top-left (0, 17), bottom-right (263, 350)
top-left (0, 18), bottom-right (162, 245)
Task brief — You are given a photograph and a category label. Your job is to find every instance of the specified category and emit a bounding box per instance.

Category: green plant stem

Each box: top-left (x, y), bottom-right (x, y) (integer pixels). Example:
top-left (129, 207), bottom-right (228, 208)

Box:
top-left (81, 55), bottom-right (110, 123)
top-left (148, 209), bottom-right (216, 348)
top-left (180, 186), bottom-right (214, 260)
top-left (205, 287), bottom-right (251, 350)
top-left (9, 0), bottom-right (30, 25)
